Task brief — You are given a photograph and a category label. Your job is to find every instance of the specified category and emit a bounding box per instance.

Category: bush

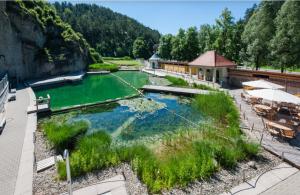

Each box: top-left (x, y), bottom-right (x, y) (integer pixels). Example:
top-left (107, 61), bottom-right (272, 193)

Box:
top-left (192, 83), bottom-right (215, 91)
top-left (165, 76), bottom-right (189, 87)
top-left (42, 120), bottom-right (88, 151)
top-left (88, 63), bottom-right (119, 72)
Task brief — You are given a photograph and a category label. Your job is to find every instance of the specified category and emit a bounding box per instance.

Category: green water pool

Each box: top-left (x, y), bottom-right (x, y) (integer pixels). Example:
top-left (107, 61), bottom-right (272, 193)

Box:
top-left (34, 71), bottom-right (149, 110)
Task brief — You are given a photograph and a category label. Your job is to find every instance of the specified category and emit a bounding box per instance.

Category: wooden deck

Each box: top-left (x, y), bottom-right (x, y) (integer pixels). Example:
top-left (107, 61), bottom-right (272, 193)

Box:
top-left (141, 85), bottom-right (209, 95)
top-left (27, 103), bottom-right (50, 114)
top-left (230, 89), bottom-right (300, 168)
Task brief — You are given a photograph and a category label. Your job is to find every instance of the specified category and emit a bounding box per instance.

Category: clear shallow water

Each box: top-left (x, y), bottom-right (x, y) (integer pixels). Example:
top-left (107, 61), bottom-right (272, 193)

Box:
top-left (69, 92), bottom-right (204, 142)
top-left (34, 71), bottom-right (149, 110)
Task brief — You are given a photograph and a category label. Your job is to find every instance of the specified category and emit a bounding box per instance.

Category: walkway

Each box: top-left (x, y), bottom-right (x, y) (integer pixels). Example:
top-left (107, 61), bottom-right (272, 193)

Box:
top-left (141, 85), bottom-right (209, 95)
top-left (0, 87), bottom-right (36, 195)
top-left (220, 163), bottom-right (299, 195)
top-left (261, 171), bottom-right (300, 195)
top-left (27, 71), bottom-right (85, 87)
top-left (229, 89), bottom-right (300, 168)
top-left (69, 175), bottom-right (127, 195)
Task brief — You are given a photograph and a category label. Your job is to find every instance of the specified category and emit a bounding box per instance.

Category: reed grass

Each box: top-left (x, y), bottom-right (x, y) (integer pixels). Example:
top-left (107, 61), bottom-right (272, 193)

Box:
top-left (42, 120), bottom-right (88, 152)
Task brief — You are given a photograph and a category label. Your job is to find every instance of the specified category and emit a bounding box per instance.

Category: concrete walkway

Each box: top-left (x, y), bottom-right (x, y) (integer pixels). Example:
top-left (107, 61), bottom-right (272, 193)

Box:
top-left (261, 171), bottom-right (300, 195)
top-left (220, 163), bottom-right (299, 195)
top-left (141, 85), bottom-right (209, 95)
top-left (27, 72), bottom-right (84, 87)
top-left (0, 87), bottom-right (36, 195)
top-left (68, 175), bottom-right (127, 195)
top-left (229, 89), bottom-right (300, 168)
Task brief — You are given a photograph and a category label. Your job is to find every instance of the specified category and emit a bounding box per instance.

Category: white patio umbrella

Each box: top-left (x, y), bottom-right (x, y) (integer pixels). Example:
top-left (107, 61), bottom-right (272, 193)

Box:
top-left (242, 79), bottom-right (284, 89)
top-left (246, 89), bottom-right (300, 105)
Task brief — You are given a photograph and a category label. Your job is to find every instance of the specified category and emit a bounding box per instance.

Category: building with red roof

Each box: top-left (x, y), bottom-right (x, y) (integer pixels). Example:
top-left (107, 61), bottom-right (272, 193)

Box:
top-left (188, 50), bottom-right (236, 83)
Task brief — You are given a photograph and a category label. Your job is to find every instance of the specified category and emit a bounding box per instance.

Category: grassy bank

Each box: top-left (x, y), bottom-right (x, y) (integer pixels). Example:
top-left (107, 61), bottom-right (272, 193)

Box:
top-left (165, 75), bottom-right (189, 86)
top-left (88, 63), bottom-right (119, 72)
top-left (165, 75), bottom-right (215, 90)
top-left (103, 57), bottom-right (142, 67)
top-left (42, 92), bottom-right (258, 193)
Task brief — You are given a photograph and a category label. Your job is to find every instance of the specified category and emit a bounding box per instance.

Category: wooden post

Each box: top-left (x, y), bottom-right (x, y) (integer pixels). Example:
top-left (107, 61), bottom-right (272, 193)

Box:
top-left (260, 132), bottom-right (264, 145)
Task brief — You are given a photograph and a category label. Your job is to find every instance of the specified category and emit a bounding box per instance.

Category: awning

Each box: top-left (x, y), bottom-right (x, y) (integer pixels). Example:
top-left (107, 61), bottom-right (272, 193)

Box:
top-left (242, 80), bottom-right (284, 89)
top-left (246, 89), bottom-right (300, 105)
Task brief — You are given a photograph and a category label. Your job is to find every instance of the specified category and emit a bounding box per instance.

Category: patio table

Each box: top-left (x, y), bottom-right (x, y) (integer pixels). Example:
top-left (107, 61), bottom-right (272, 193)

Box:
top-left (266, 121), bottom-right (293, 131)
top-left (254, 104), bottom-right (272, 111)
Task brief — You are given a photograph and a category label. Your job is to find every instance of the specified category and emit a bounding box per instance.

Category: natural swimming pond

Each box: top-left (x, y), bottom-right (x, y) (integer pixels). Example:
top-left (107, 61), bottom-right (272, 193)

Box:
top-left (45, 92), bottom-right (204, 144)
top-left (34, 71), bottom-right (149, 110)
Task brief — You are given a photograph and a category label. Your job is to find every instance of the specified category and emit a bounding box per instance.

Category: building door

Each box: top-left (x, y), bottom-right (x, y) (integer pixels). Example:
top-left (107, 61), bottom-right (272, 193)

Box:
top-left (216, 70), bottom-right (220, 83)
top-left (152, 62), bottom-right (155, 69)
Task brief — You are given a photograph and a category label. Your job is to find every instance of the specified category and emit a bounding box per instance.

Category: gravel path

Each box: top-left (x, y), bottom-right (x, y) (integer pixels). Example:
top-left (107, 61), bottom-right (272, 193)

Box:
top-left (33, 128), bottom-right (282, 195)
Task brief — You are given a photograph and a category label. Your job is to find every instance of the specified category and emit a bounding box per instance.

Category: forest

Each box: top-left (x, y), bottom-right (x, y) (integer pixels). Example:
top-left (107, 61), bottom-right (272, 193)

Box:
top-left (157, 0), bottom-right (300, 72)
top-left (54, 2), bottom-right (161, 59)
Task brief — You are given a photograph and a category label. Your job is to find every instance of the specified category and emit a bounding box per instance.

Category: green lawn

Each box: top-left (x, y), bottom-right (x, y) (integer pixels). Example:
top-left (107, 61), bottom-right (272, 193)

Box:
top-left (88, 63), bottom-right (119, 72)
top-left (103, 57), bottom-right (143, 67)
top-left (258, 65), bottom-right (300, 73)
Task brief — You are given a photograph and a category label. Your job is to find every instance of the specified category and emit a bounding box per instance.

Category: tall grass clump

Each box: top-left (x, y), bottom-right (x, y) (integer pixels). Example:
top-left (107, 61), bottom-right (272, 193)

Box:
top-left (42, 120), bottom-right (88, 151)
top-left (165, 76), bottom-right (189, 87)
top-left (58, 131), bottom-right (120, 179)
top-left (193, 92), bottom-right (239, 126)
top-left (192, 83), bottom-right (215, 91)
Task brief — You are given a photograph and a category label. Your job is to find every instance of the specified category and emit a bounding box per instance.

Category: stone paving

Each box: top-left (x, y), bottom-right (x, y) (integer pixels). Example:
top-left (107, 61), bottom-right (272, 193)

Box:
top-left (0, 87), bottom-right (31, 195)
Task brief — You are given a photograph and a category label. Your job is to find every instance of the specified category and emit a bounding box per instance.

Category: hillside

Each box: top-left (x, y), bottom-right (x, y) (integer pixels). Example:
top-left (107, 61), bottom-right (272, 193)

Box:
top-left (0, 0), bottom-right (101, 80)
top-left (54, 2), bottom-right (161, 58)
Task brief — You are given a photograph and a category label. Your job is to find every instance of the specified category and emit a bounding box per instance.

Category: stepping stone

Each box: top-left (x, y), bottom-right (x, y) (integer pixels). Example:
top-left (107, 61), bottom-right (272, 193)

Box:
top-left (37, 155), bottom-right (63, 172)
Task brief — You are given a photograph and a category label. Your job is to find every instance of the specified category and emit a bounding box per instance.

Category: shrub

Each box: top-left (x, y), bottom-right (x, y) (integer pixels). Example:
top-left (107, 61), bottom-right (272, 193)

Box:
top-left (88, 63), bottom-right (119, 72)
top-left (42, 120), bottom-right (88, 151)
top-left (192, 83), bottom-right (215, 91)
top-left (165, 76), bottom-right (189, 87)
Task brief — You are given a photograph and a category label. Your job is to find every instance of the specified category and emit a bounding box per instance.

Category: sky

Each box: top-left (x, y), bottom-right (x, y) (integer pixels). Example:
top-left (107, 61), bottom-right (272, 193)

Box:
top-left (50, 0), bottom-right (259, 35)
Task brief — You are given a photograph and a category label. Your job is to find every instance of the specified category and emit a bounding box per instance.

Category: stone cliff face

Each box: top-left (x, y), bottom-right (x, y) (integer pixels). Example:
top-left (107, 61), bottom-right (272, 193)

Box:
top-left (0, 1), bottom-right (91, 81)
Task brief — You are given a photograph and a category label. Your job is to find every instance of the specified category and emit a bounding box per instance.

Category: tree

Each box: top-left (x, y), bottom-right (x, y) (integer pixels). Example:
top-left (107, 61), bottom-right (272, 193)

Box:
top-left (198, 24), bottom-right (217, 53)
top-left (171, 28), bottom-right (186, 61)
top-left (132, 37), bottom-right (149, 59)
top-left (184, 27), bottom-right (200, 61)
top-left (158, 34), bottom-right (173, 60)
top-left (242, 1), bottom-right (283, 70)
top-left (54, 3), bottom-right (160, 57)
top-left (270, 0), bottom-right (300, 73)
top-left (213, 8), bottom-right (236, 61)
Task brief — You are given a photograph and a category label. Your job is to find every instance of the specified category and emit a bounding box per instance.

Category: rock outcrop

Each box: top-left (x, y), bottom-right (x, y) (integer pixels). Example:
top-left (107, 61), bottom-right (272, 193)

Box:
top-left (0, 1), bottom-right (94, 81)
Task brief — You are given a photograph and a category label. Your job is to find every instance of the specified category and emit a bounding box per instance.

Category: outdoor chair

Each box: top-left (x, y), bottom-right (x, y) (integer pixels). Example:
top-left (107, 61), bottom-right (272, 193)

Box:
top-left (266, 124), bottom-right (280, 137)
top-left (253, 107), bottom-right (266, 116)
top-left (280, 129), bottom-right (295, 140)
